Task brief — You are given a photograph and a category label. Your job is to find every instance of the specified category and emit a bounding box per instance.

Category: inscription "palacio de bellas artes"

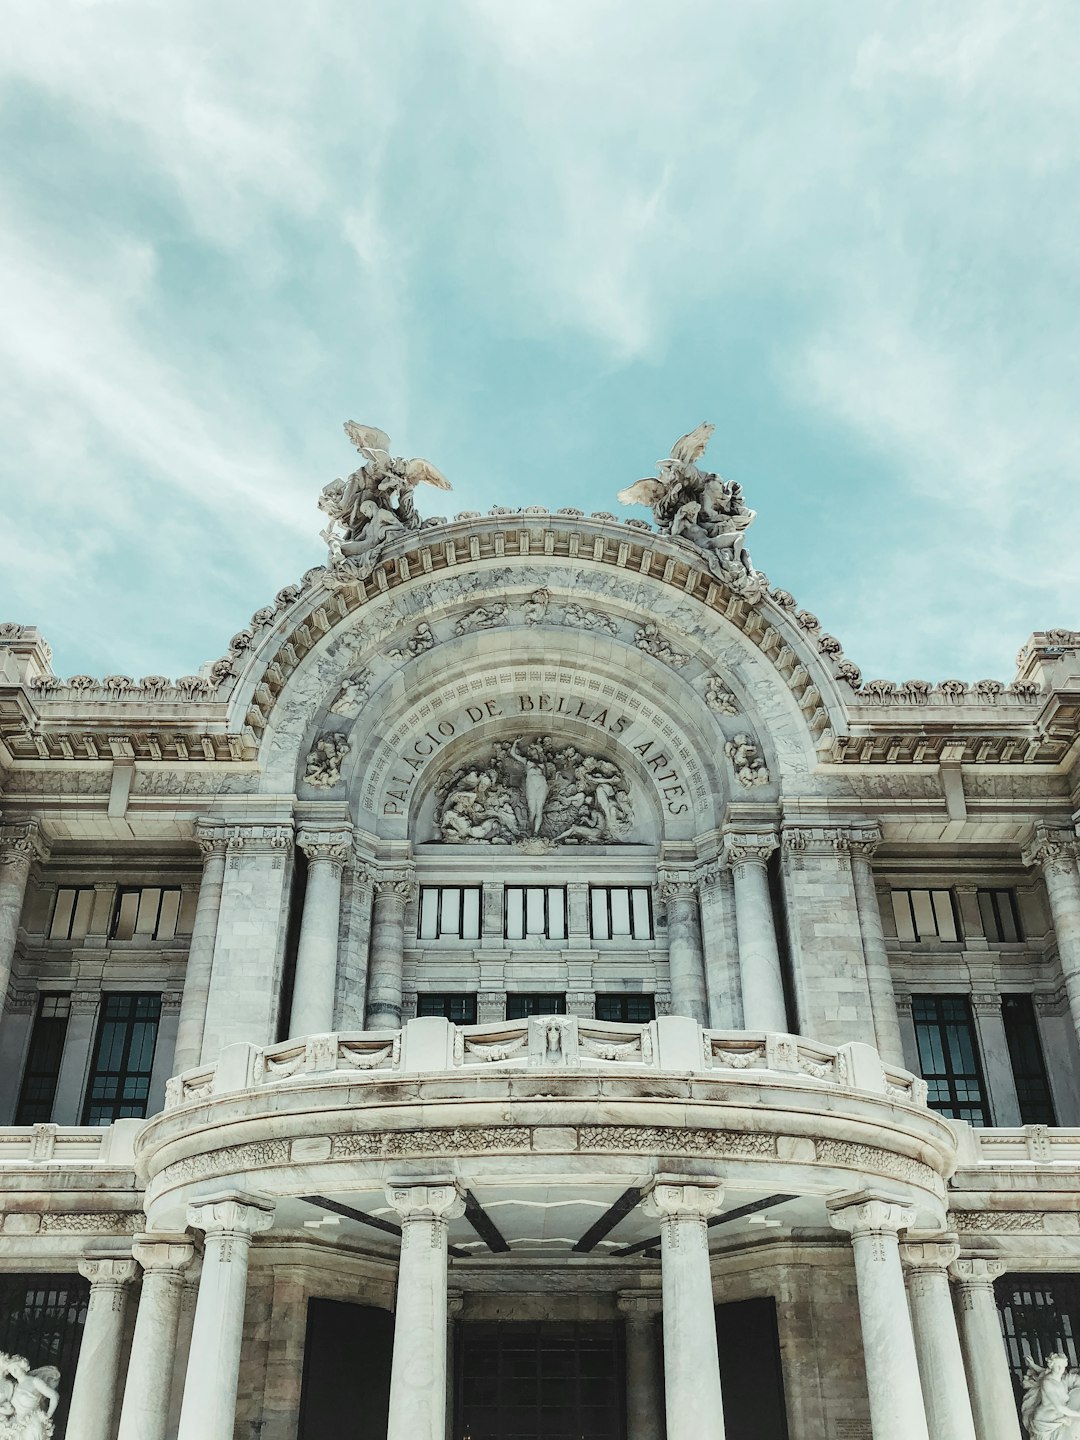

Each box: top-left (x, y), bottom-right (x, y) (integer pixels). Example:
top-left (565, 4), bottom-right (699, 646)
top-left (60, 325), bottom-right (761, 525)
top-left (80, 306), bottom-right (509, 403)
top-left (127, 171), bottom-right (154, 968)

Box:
top-left (382, 691), bottom-right (691, 817)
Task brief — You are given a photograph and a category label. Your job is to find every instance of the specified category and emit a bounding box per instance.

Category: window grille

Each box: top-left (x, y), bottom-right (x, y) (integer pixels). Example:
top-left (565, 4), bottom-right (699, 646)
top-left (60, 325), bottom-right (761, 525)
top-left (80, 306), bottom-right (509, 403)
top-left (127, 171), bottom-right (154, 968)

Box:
top-left (111, 888), bottom-right (182, 941)
top-left (504, 887), bottom-right (567, 941)
top-left (15, 994), bottom-right (70, 1125)
top-left (82, 993), bottom-right (161, 1125)
top-left (589, 887), bottom-right (653, 941)
top-left (891, 889), bottom-right (960, 942)
top-left (416, 993), bottom-right (479, 1024)
top-left (505, 994), bottom-right (567, 1020)
top-left (417, 887), bottom-right (482, 940)
top-left (911, 994), bottom-right (991, 1125)
top-left (0, 1272), bottom-right (89, 1438)
top-left (997, 1274), bottom-right (1080, 1409)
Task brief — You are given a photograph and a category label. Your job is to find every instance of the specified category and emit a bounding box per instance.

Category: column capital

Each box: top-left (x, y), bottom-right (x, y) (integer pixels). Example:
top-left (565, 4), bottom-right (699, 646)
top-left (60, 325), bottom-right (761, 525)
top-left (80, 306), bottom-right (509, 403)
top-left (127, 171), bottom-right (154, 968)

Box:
top-left (616, 1289), bottom-right (662, 1319)
top-left (0, 819), bottom-right (48, 872)
top-left (193, 819), bottom-right (228, 860)
top-left (447, 1290), bottom-right (465, 1320)
top-left (948, 1257), bottom-right (1006, 1287)
top-left (899, 1233), bottom-right (960, 1272)
top-left (79, 1257), bottom-right (139, 1288)
top-left (223, 822), bottom-right (294, 855)
top-left (1022, 823), bottom-right (1080, 872)
top-left (384, 1179), bottom-right (465, 1222)
top-left (372, 865), bottom-right (417, 901)
top-left (847, 822), bottom-right (884, 861)
top-left (642, 1175), bottom-right (724, 1222)
top-left (186, 1190), bottom-right (276, 1238)
top-left (297, 825), bottom-right (353, 866)
top-left (720, 825), bottom-right (778, 868)
top-left (827, 1191), bottom-right (915, 1238)
top-left (131, 1232), bottom-right (195, 1273)
top-left (781, 823), bottom-right (854, 856)
top-left (656, 868), bottom-right (698, 902)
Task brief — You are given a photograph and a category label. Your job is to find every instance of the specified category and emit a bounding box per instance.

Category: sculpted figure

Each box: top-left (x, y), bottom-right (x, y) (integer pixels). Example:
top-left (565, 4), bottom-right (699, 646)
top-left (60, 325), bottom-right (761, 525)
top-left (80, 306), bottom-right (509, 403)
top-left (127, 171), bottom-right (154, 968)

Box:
top-left (619, 423), bottom-right (764, 601)
top-left (0, 1352), bottom-right (60, 1440)
top-left (304, 733), bottom-right (350, 788)
top-left (725, 732), bottom-right (770, 788)
top-left (510, 740), bottom-right (552, 837)
top-left (1022, 1354), bottom-right (1080, 1438)
top-left (320, 422), bottom-right (451, 576)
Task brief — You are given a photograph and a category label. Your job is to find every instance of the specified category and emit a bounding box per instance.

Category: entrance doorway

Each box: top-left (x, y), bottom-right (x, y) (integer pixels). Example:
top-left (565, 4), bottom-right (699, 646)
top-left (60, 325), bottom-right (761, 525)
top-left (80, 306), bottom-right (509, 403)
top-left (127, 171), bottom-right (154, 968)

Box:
top-left (455, 1321), bottom-right (626, 1440)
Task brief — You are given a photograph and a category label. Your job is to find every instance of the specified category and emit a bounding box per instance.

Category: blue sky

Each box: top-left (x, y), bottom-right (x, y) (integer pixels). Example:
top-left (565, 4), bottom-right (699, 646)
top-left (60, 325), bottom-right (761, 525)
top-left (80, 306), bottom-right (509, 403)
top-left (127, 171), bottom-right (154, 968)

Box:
top-left (2, 1), bottom-right (1078, 683)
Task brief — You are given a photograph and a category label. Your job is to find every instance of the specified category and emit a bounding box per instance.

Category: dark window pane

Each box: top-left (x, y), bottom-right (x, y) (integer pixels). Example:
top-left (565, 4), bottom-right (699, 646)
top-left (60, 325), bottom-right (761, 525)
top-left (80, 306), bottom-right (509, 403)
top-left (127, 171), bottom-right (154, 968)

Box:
top-left (416, 994), bottom-right (478, 1024)
top-left (1002, 995), bottom-right (1056, 1125)
top-left (912, 993), bottom-right (990, 1126)
top-left (82, 993), bottom-right (161, 1126)
top-left (595, 994), bottom-right (656, 1024)
top-left (15, 995), bottom-right (71, 1125)
top-left (506, 994), bottom-right (567, 1020)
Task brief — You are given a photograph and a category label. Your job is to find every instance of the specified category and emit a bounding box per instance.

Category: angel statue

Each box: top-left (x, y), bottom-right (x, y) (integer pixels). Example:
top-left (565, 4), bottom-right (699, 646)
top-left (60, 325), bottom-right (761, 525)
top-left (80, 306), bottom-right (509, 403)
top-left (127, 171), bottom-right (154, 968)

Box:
top-left (319, 422), bottom-right (452, 580)
top-left (0, 1351), bottom-right (60, 1439)
top-left (618, 423), bottom-right (765, 602)
top-left (1022, 1353), bottom-right (1080, 1439)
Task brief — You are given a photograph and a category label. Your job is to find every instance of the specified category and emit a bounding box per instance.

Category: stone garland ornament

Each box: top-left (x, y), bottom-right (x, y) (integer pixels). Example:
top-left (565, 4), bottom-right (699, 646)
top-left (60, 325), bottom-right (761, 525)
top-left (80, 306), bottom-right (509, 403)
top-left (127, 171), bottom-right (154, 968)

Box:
top-left (319, 421), bottom-right (452, 582)
top-left (1021, 1353), bottom-right (1080, 1438)
top-left (618, 422), bottom-right (766, 603)
top-left (435, 738), bottom-right (633, 846)
top-left (303, 733), bottom-right (350, 788)
top-left (724, 732), bottom-right (770, 788)
top-left (0, 1351), bottom-right (61, 1439)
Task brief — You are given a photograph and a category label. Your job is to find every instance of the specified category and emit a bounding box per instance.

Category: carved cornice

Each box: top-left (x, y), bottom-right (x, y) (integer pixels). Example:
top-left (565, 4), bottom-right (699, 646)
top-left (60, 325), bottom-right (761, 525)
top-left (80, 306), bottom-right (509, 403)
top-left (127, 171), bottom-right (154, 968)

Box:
top-left (224, 823), bottom-right (294, 855)
top-left (782, 824), bottom-right (855, 856)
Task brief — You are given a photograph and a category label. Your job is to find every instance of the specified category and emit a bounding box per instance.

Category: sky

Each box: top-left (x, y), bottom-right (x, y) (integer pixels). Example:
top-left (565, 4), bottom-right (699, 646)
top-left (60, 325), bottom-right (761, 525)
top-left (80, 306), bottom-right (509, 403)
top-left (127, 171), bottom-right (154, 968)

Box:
top-left (1, 0), bottom-right (1078, 684)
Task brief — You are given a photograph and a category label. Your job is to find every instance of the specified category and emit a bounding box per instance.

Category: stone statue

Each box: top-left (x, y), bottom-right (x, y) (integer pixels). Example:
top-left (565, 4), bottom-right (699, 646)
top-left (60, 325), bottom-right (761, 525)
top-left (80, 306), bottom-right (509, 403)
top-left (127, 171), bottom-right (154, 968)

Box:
top-left (0, 1353), bottom-right (60, 1440)
top-left (1022, 1353), bottom-right (1080, 1438)
top-left (618, 423), bottom-right (765, 602)
top-left (724, 732), bottom-right (770, 788)
top-left (303, 732), bottom-right (350, 788)
top-left (435, 740), bottom-right (633, 845)
top-left (319, 422), bottom-right (452, 579)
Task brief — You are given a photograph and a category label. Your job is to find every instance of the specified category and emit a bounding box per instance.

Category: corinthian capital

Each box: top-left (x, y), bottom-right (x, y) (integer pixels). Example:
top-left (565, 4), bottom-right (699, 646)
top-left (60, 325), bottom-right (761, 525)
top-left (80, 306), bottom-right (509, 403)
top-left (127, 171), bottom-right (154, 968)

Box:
top-left (373, 865), bottom-right (416, 901)
top-left (298, 825), bottom-right (353, 866)
top-left (656, 868), bottom-right (697, 902)
top-left (194, 818), bottom-right (227, 861)
top-left (384, 1180), bottom-right (466, 1223)
top-left (721, 824), bottom-right (778, 868)
top-left (846, 822), bottom-right (884, 861)
top-left (642, 1175), bottom-right (724, 1222)
top-left (782, 824), bottom-right (853, 856)
top-left (1022, 824), bottom-right (1080, 872)
top-left (948, 1257), bottom-right (1006, 1288)
top-left (0, 819), bottom-right (48, 872)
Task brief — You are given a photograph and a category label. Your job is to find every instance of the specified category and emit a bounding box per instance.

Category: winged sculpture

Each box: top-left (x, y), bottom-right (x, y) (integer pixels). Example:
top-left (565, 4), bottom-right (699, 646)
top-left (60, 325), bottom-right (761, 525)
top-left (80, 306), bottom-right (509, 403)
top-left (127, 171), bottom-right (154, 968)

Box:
top-left (0, 1352), bottom-right (61, 1439)
top-left (618, 423), bottom-right (765, 602)
top-left (1021, 1353), bottom-right (1080, 1439)
top-left (319, 422), bottom-right (452, 577)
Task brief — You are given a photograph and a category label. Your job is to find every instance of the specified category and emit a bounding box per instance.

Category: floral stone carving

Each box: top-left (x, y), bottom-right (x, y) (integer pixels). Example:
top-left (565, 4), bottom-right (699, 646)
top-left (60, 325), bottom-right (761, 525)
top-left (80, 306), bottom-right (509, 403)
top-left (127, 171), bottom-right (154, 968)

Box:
top-left (435, 739), bottom-right (633, 845)
top-left (618, 422), bottom-right (766, 602)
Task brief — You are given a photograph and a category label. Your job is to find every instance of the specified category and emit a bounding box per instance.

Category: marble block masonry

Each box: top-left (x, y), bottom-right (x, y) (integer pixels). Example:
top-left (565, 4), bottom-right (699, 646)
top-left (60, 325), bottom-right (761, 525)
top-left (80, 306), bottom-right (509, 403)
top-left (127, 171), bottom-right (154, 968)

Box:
top-left (1, 421), bottom-right (1079, 1440)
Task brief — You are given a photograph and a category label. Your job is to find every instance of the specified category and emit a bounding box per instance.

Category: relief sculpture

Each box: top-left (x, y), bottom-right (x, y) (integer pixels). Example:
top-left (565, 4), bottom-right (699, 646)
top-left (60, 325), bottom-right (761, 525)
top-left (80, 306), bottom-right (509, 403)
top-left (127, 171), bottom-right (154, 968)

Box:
top-left (435, 739), bottom-right (633, 845)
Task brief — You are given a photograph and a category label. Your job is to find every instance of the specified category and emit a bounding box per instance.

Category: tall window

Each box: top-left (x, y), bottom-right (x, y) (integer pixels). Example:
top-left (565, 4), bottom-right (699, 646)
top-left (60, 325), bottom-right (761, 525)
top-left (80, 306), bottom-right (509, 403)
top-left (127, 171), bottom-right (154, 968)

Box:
top-left (49, 888), bottom-right (95, 941)
top-left (590, 887), bottom-right (653, 941)
top-left (111, 888), bottom-right (182, 941)
top-left (998, 1274), bottom-right (1080, 1406)
top-left (892, 889), bottom-right (960, 942)
top-left (506, 994), bottom-right (567, 1020)
top-left (595, 994), bottom-right (655, 1024)
top-left (82, 994), bottom-right (161, 1125)
top-left (911, 994), bottom-right (991, 1125)
top-left (416, 993), bottom-right (478, 1024)
top-left (505, 887), bottom-right (567, 941)
top-left (978, 889), bottom-right (1023, 943)
top-left (15, 995), bottom-right (70, 1124)
top-left (1002, 995), bottom-right (1056, 1125)
top-left (418, 887), bottom-right (481, 940)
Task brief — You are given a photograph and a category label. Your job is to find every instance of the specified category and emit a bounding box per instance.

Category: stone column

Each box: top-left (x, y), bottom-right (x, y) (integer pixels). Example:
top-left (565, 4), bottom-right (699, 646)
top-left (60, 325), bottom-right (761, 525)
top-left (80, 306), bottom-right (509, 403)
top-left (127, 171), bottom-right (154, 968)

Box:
top-left (698, 867), bottom-right (741, 1029)
top-left (827, 1193), bottom-right (929, 1440)
top-left (899, 1237), bottom-right (977, 1440)
top-left (970, 992), bottom-right (1022, 1127)
top-left (289, 826), bottom-right (351, 1037)
top-left (365, 868), bottom-right (415, 1030)
top-left (147, 991), bottom-right (183, 1115)
top-left (384, 1181), bottom-right (466, 1440)
top-left (167, 1257), bottom-right (201, 1439)
top-left (720, 828), bottom-right (787, 1033)
top-left (51, 989), bottom-right (100, 1125)
top-left (644, 1177), bottom-right (726, 1440)
top-left (657, 871), bottom-right (709, 1025)
top-left (949, 1258), bottom-right (1021, 1440)
top-left (617, 1291), bottom-right (663, 1440)
top-left (0, 821), bottom-right (45, 1005)
top-left (176, 1191), bottom-right (275, 1440)
top-left (849, 824), bottom-right (905, 1066)
top-left (1022, 826), bottom-right (1080, 1046)
top-left (67, 1258), bottom-right (138, 1440)
top-left (172, 822), bottom-right (227, 1073)
top-left (117, 1234), bottom-right (194, 1440)
top-left (446, 1290), bottom-right (463, 1440)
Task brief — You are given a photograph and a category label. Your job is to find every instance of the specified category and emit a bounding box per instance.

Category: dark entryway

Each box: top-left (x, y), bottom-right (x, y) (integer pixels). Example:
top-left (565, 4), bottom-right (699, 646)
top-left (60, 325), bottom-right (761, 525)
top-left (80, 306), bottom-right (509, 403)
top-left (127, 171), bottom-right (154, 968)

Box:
top-left (297, 1298), bottom-right (394, 1439)
top-left (0, 1272), bottom-right (89, 1439)
top-left (456, 1320), bottom-right (626, 1440)
top-left (716, 1297), bottom-right (791, 1439)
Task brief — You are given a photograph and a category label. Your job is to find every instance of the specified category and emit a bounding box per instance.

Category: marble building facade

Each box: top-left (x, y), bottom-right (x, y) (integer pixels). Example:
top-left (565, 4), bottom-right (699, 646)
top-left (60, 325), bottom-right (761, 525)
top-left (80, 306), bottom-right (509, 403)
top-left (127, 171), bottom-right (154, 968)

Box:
top-left (1, 427), bottom-right (1080, 1439)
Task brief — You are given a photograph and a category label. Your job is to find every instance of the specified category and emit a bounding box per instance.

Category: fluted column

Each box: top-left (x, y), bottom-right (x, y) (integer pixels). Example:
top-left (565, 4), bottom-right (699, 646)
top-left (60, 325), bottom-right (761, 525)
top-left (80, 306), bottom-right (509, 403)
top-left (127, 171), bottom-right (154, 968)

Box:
top-left (117, 1234), bottom-right (194, 1440)
top-left (173, 822), bottom-right (227, 1072)
top-left (899, 1236), bottom-right (977, 1440)
top-left (644, 1177), bottom-right (726, 1440)
top-left (949, 1258), bottom-right (1021, 1440)
top-left (721, 827), bottom-right (787, 1032)
top-left (385, 1181), bottom-right (466, 1440)
top-left (657, 871), bottom-right (709, 1024)
top-left (365, 867), bottom-right (415, 1029)
top-left (617, 1291), bottom-right (663, 1440)
top-left (1023, 825), bottom-right (1080, 1046)
top-left (828, 1193), bottom-right (929, 1440)
top-left (849, 824), bottom-right (905, 1066)
top-left (176, 1192), bottom-right (275, 1440)
top-left (67, 1258), bottom-right (138, 1440)
top-left (0, 821), bottom-right (45, 1005)
top-left (289, 825), bottom-right (351, 1036)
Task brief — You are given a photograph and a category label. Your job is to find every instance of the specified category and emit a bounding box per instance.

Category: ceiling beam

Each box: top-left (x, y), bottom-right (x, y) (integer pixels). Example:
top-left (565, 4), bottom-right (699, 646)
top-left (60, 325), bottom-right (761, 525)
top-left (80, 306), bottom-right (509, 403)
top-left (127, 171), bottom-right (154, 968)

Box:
top-left (572, 1186), bottom-right (644, 1253)
top-left (608, 1193), bottom-right (797, 1258)
top-left (301, 1194), bottom-right (470, 1257)
top-left (463, 1190), bottom-right (511, 1254)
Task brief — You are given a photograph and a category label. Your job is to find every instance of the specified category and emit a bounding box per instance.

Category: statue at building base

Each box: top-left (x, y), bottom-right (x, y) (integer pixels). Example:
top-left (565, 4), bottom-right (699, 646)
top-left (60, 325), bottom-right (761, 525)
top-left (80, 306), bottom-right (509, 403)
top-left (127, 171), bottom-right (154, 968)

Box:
top-left (1022, 1353), bottom-right (1080, 1438)
top-left (0, 1354), bottom-right (60, 1440)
